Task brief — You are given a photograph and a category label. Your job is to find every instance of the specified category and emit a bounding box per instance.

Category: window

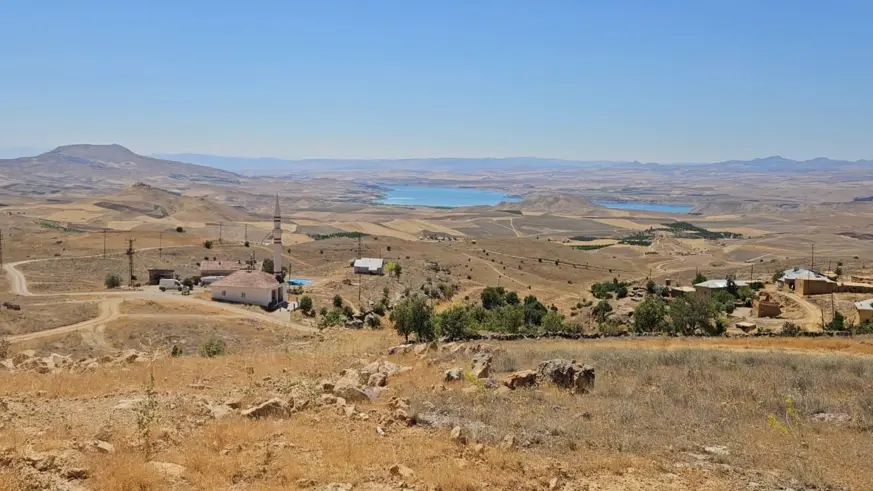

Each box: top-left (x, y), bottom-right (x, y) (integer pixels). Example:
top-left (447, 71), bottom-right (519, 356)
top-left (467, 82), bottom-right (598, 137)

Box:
top-left (241, 292), bottom-right (246, 299)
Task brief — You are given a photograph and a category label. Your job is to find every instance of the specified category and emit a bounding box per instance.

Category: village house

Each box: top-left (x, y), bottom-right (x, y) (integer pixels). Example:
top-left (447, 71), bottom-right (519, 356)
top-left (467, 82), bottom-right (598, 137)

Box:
top-left (855, 299), bottom-right (873, 323)
top-left (693, 279), bottom-right (749, 298)
top-left (353, 258), bottom-right (384, 275)
top-left (210, 270), bottom-right (283, 309)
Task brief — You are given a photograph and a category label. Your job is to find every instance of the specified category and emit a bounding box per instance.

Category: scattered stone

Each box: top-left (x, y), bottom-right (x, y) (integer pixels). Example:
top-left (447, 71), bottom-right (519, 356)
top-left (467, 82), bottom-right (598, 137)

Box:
top-left (413, 342), bottom-right (438, 356)
top-left (450, 425), bottom-right (467, 445)
top-left (536, 359), bottom-right (595, 394)
top-left (113, 398), bottom-right (144, 411)
top-left (333, 381), bottom-right (371, 403)
top-left (387, 344), bottom-right (414, 355)
top-left (471, 352), bottom-right (492, 379)
top-left (12, 350), bottom-right (36, 364)
top-left (93, 440), bottom-right (115, 454)
top-left (499, 435), bottom-right (516, 450)
top-left (320, 394), bottom-right (338, 406)
top-left (224, 397), bottom-right (243, 409)
top-left (389, 463), bottom-right (416, 479)
top-left (503, 369), bottom-right (537, 390)
top-left (376, 426), bottom-right (386, 436)
top-left (296, 478), bottom-right (317, 488)
top-left (343, 405), bottom-right (356, 418)
top-left (367, 372), bottom-right (387, 387)
top-left (393, 408), bottom-right (410, 422)
top-left (703, 445), bottom-right (730, 457)
top-left (812, 412), bottom-right (852, 424)
top-left (209, 404), bottom-right (234, 420)
top-left (323, 484), bottom-right (353, 491)
top-left (0, 359), bottom-right (14, 371)
top-left (241, 398), bottom-right (290, 419)
top-left (549, 477), bottom-right (561, 490)
top-left (62, 467), bottom-right (90, 480)
top-left (148, 461), bottom-right (186, 478)
top-left (444, 367), bottom-right (463, 382)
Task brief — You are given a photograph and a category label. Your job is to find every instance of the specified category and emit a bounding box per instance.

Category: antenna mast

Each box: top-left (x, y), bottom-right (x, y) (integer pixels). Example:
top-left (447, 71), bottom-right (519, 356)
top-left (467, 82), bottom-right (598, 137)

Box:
top-left (126, 238), bottom-right (135, 287)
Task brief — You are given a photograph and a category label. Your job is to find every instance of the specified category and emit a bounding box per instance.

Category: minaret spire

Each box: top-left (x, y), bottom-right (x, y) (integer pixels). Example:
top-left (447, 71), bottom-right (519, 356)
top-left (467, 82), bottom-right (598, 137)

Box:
top-left (272, 193), bottom-right (283, 278)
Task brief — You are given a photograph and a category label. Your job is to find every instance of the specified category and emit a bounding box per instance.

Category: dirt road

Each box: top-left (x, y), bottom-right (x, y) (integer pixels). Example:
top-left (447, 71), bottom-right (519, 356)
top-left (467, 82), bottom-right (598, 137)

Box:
top-left (4, 252), bottom-right (316, 344)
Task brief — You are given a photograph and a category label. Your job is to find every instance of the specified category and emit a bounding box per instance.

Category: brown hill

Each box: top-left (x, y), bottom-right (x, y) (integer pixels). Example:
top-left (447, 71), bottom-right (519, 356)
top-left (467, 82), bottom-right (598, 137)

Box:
top-left (0, 144), bottom-right (241, 194)
top-left (493, 192), bottom-right (602, 215)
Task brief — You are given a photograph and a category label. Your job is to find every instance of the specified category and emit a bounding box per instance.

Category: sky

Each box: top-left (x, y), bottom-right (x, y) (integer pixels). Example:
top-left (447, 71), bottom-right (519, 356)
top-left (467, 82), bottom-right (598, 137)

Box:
top-left (1, 1), bottom-right (872, 162)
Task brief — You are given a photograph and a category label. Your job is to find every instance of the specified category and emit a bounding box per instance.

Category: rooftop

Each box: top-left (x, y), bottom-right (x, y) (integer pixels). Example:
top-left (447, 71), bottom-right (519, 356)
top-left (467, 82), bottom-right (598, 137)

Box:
top-left (211, 270), bottom-right (278, 289)
top-left (353, 258), bottom-right (384, 270)
top-left (855, 299), bottom-right (873, 311)
top-left (200, 260), bottom-right (252, 272)
top-left (694, 279), bottom-right (749, 289)
top-left (779, 268), bottom-right (833, 282)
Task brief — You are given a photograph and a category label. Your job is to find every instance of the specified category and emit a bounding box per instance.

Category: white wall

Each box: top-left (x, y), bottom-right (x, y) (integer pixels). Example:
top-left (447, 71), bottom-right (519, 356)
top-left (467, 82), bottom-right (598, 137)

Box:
top-left (211, 286), bottom-right (276, 307)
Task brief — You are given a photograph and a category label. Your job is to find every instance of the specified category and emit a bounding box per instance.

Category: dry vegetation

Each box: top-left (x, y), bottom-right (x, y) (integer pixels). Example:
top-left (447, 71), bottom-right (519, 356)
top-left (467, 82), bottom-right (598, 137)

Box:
top-left (0, 300), bottom-right (99, 335)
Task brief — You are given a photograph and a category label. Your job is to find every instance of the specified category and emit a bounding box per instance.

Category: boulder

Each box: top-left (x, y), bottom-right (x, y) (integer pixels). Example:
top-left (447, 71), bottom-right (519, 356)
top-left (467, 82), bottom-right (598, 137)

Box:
top-left (444, 367), bottom-right (463, 382)
top-left (367, 372), bottom-right (388, 388)
top-left (148, 461), bottom-right (187, 478)
top-left (471, 352), bottom-right (492, 379)
top-left (450, 426), bottom-right (467, 445)
top-left (93, 440), bottom-right (115, 454)
top-left (503, 370), bottom-right (537, 390)
top-left (318, 379), bottom-right (335, 393)
top-left (389, 463), bottom-right (416, 479)
top-left (333, 379), bottom-right (371, 403)
top-left (240, 398), bottom-right (291, 419)
top-left (0, 359), bottom-right (14, 371)
top-left (209, 404), bottom-right (234, 420)
top-left (387, 344), bottom-right (414, 355)
top-left (536, 359), bottom-right (595, 394)
top-left (116, 349), bottom-right (146, 364)
top-left (413, 342), bottom-right (438, 356)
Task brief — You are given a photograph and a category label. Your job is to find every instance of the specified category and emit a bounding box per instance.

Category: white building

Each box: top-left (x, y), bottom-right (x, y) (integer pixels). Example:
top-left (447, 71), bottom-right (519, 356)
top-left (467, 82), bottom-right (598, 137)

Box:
top-left (353, 258), bottom-right (384, 275)
top-left (211, 270), bottom-right (283, 308)
top-left (693, 279), bottom-right (749, 298)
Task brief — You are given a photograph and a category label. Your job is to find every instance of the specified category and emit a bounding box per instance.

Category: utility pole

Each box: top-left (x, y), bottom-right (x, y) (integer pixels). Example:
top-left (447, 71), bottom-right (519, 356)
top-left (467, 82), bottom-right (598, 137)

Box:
top-left (126, 238), bottom-right (135, 287)
top-left (103, 229), bottom-right (107, 259)
top-left (218, 222), bottom-right (223, 244)
top-left (159, 231), bottom-right (163, 259)
top-left (750, 264), bottom-right (754, 282)
top-left (0, 230), bottom-right (4, 268)
top-left (811, 243), bottom-right (815, 272)
top-left (244, 224), bottom-right (248, 244)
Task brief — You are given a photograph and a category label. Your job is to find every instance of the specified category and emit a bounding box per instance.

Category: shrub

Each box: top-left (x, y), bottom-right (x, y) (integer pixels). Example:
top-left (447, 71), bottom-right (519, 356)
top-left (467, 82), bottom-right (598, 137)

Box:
top-left (319, 307), bottom-right (328, 317)
top-left (835, 266), bottom-right (843, 277)
top-left (182, 277), bottom-right (197, 289)
top-left (390, 295), bottom-right (434, 342)
top-left (203, 240), bottom-right (213, 249)
top-left (481, 286), bottom-right (507, 310)
top-left (670, 295), bottom-right (714, 335)
top-left (105, 272), bottom-right (122, 289)
top-left (373, 302), bottom-right (387, 316)
top-left (826, 311), bottom-right (847, 332)
top-left (170, 345), bottom-right (183, 357)
top-left (646, 280), bottom-right (656, 294)
top-left (616, 285), bottom-right (628, 299)
top-left (332, 294), bottom-right (344, 308)
top-left (342, 305), bottom-right (355, 318)
top-left (199, 338), bottom-right (226, 357)
top-left (505, 291), bottom-right (520, 306)
top-left (366, 315), bottom-right (382, 329)
top-left (319, 308), bottom-right (347, 328)
top-left (262, 259), bottom-right (275, 274)
top-left (592, 300), bottom-right (613, 322)
top-left (540, 310), bottom-right (566, 333)
top-left (244, 241), bottom-right (250, 248)
top-left (693, 272), bottom-right (708, 285)
top-left (299, 295), bottom-right (313, 314)
top-left (175, 226), bottom-right (184, 233)
top-left (0, 336), bottom-right (8, 359)
top-left (782, 321), bottom-right (802, 336)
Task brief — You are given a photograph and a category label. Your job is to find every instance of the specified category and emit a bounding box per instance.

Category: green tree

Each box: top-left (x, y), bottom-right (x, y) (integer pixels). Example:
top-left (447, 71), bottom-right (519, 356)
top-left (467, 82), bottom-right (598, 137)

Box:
top-left (505, 291), bottom-right (520, 306)
top-left (633, 296), bottom-right (667, 333)
top-left (710, 290), bottom-right (736, 314)
top-left (262, 258), bottom-right (275, 274)
top-left (592, 300), bottom-right (613, 323)
top-left (646, 280), bottom-right (657, 294)
top-left (481, 286), bottom-right (507, 310)
top-left (105, 272), bottom-right (122, 289)
top-left (390, 295), bottom-right (434, 342)
top-left (826, 311), bottom-right (847, 331)
top-left (616, 285), bottom-right (629, 299)
top-left (436, 305), bottom-right (471, 340)
top-left (366, 315), bottom-right (382, 329)
top-left (693, 272), bottom-right (708, 285)
top-left (540, 310), bottom-right (566, 333)
top-left (392, 263), bottom-right (403, 279)
top-left (203, 240), bottom-right (213, 249)
top-left (522, 295), bottom-right (548, 326)
top-left (494, 304), bottom-right (526, 333)
top-left (725, 275), bottom-right (739, 297)
top-left (670, 295), bottom-right (714, 335)
top-left (175, 226), bottom-right (184, 233)
top-left (299, 295), bottom-right (313, 314)
top-left (332, 294), bottom-right (344, 308)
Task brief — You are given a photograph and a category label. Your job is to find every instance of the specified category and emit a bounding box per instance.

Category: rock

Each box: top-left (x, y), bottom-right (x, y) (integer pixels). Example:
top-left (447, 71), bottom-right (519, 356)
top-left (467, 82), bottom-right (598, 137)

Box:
top-left (12, 350), bottom-right (36, 364)
top-left (241, 398), bottom-right (290, 419)
top-left (387, 344), bottom-right (414, 355)
top-left (320, 394), bottom-right (338, 406)
top-left (413, 342), bottom-right (438, 355)
top-left (393, 408), bottom-right (410, 422)
top-left (46, 353), bottom-right (72, 368)
top-left (333, 379), bottom-right (371, 403)
top-left (117, 349), bottom-right (146, 364)
top-left (471, 352), bottom-right (492, 379)
top-left (93, 440), bottom-right (115, 454)
top-left (812, 412), bottom-right (852, 424)
top-left (323, 484), bottom-right (353, 491)
top-left (499, 435), bottom-right (515, 450)
top-left (503, 369), bottom-right (537, 389)
top-left (148, 461), bottom-right (186, 478)
top-left (209, 404), bottom-right (234, 420)
top-left (367, 372), bottom-right (388, 387)
top-left (296, 478), bottom-right (317, 488)
top-left (113, 398), bottom-right (144, 411)
top-left (343, 404), bottom-right (356, 417)
top-left (549, 477), bottom-right (560, 490)
top-left (703, 445), bottom-right (730, 457)
top-left (318, 379), bottom-right (335, 393)
top-left (62, 467), bottom-right (90, 480)
top-left (0, 359), bottom-right (14, 371)
top-left (224, 397), bottom-right (243, 409)
top-left (389, 463), bottom-right (416, 479)
top-left (450, 426), bottom-right (467, 445)
top-left (444, 367), bottom-right (463, 382)
top-left (472, 443), bottom-right (485, 456)
top-left (536, 359), bottom-right (595, 394)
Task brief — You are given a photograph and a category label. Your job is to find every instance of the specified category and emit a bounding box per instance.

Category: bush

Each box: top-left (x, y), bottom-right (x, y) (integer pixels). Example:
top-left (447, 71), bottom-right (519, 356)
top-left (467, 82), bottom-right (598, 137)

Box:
top-left (182, 277), bottom-right (197, 289)
top-left (633, 296), bottom-right (668, 333)
top-left (782, 321), bottom-right (802, 336)
top-left (319, 308), bottom-right (347, 328)
top-left (592, 300), bottom-right (613, 322)
top-left (390, 295), bottom-right (434, 342)
top-left (671, 295), bottom-right (715, 335)
top-left (299, 295), bottom-right (313, 314)
top-left (199, 338), bottom-right (226, 358)
top-left (366, 315), bottom-right (382, 329)
top-left (540, 310), bottom-right (566, 333)
top-left (262, 259), bottom-right (275, 274)
top-left (481, 286), bottom-right (507, 310)
top-left (170, 345), bottom-right (183, 357)
top-left (105, 272), bottom-right (122, 289)
top-left (373, 302), bottom-right (387, 316)
top-left (616, 285), bottom-right (628, 299)
top-left (505, 291), bottom-right (520, 306)
top-left (826, 311), bottom-right (847, 332)
top-left (693, 272), bottom-right (708, 285)
top-left (203, 240), bottom-right (213, 249)
top-left (0, 336), bottom-right (8, 359)
top-left (332, 294), bottom-right (344, 308)
top-left (176, 226), bottom-right (184, 233)
top-left (244, 241), bottom-right (250, 248)
top-left (646, 280), bottom-right (656, 294)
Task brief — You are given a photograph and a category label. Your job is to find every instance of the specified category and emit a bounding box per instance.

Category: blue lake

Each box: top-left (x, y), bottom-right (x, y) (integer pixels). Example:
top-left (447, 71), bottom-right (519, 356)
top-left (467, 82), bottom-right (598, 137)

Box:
top-left (597, 202), bottom-right (693, 214)
top-left (378, 186), bottom-right (521, 207)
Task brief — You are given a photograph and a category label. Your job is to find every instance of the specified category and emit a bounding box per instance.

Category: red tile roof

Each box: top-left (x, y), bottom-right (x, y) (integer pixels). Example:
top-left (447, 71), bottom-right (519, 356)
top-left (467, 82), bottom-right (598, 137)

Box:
top-left (211, 270), bottom-right (279, 289)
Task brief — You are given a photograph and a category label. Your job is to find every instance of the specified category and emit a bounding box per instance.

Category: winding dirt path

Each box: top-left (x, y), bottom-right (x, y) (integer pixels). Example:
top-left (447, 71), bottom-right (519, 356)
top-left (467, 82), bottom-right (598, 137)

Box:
top-left (8, 298), bottom-right (123, 343)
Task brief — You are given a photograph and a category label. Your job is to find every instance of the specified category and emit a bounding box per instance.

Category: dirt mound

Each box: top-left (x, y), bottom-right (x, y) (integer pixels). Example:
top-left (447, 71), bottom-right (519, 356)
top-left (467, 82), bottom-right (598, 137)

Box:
top-left (485, 192), bottom-right (601, 215)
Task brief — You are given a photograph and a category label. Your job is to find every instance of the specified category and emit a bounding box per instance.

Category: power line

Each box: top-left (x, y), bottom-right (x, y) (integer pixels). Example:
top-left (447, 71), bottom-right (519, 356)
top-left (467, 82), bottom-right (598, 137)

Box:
top-left (103, 228), bottom-right (108, 259)
top-left (0, 229), bottom-right (4, 268)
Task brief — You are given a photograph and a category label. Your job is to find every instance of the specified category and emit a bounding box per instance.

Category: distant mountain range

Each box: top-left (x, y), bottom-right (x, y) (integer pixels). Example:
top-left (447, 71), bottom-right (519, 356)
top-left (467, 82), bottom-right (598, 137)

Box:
top-left (154, 152), bottom-right (873, 175)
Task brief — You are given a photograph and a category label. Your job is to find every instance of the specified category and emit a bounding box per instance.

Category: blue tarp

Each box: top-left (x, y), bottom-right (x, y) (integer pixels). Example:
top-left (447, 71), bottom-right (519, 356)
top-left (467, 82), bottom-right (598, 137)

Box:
top-left (287, 279), bottom-right (312, 285)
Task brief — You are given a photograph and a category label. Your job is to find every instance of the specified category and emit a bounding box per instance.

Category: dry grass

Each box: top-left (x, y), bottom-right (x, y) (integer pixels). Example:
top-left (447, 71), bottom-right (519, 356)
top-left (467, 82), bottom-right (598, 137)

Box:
top-left (406, 343), bottom-right (873, 490)
top-left (0, 299), bottom-right (99, 335)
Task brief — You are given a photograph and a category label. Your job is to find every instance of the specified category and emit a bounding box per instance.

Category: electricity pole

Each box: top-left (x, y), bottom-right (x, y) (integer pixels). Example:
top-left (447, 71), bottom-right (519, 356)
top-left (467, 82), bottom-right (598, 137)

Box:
top-left (244, 224), bottom-right (248, 244)
top-left (103, 229), bottom-right (107, 258)
top-left (126, 238), bottom-right (135, 287)
top-left (218, 222), bottom-right (223, 244)
top-left (357, 235), bottom-right (363, 306)
top-left (0, 230), bottom-right (4, 268)
top-left (811, 243), bottom-right (815, 271)
top-left (159, 231), bottom-right (163, 258)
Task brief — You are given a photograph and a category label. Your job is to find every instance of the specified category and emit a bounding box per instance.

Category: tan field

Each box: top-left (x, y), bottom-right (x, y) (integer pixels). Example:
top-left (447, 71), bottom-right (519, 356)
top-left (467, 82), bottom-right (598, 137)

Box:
top-left (3, 169), bottom-right (873, 490)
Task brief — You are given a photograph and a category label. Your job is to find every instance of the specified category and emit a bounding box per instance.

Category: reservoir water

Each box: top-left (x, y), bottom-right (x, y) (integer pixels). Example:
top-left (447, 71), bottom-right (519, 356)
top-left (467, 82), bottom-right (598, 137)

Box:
top-left (378, 186), bottom-right (520, 208)
top-left (596, 201), bottom-right (692, 213)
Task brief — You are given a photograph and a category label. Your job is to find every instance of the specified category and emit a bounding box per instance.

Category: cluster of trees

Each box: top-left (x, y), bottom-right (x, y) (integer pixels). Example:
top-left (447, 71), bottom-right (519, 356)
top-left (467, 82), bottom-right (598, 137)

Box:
top-left (390, 287), bottom-right (565, 342)
top-left (591, 278), bottom-right (630, 300)
top-left (308, 232), bottom-right (369, 241)
top-left (661, 221), bottom-right (742, 240)
top-left (618, 234), bottom-right (653, 246)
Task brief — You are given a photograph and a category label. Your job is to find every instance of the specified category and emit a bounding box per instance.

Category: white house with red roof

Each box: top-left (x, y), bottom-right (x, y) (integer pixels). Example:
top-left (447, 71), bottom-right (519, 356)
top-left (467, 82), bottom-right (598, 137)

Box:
top-left (210, 270), bottom-right (282, 308)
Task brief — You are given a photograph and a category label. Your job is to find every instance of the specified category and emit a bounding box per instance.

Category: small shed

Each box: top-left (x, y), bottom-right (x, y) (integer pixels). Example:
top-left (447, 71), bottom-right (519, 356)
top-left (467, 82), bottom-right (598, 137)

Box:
top-left (855, 299), bottom-right (873, 323)
top-left (353, 258), bottom-right (385, 275)
top-left (693, 279), bottom-right (749, 298)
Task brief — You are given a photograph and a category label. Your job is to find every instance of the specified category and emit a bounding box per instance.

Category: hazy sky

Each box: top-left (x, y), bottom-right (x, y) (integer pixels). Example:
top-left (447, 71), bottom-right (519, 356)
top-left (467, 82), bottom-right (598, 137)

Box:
top-left (2, 1), bottom-right (872, 162)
